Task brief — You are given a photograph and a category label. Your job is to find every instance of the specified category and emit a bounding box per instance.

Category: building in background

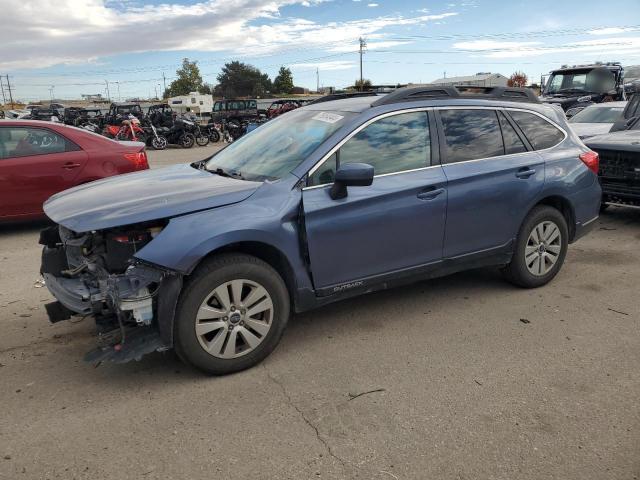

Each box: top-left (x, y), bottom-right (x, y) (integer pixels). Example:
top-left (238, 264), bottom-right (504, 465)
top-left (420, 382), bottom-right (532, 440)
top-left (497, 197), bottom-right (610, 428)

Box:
top-left (429, 72), bottom-right (509, 88)
top-left (168, 92), bottom-right (214, 119)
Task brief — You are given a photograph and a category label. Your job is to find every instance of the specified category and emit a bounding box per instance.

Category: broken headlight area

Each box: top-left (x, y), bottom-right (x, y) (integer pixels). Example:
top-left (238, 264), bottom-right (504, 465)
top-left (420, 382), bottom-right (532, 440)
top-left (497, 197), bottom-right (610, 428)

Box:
top-left (39, 222), bottom-right (179, 364)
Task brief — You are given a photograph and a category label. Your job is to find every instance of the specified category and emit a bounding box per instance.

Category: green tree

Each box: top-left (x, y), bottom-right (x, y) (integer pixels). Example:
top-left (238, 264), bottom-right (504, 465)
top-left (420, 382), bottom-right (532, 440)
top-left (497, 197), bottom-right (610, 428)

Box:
top-left (216, 61), bottom-right (272, 98)
top-left (273, 66), bottom-right (294, 94)
top-left (163, 58), bottom-right (206, 98)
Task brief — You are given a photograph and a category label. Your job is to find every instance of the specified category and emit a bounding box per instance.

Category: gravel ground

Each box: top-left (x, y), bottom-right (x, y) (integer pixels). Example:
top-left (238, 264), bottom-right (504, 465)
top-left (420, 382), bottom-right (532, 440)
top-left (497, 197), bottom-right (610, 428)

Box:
top-left (0, 147), bottom-right (638, 479)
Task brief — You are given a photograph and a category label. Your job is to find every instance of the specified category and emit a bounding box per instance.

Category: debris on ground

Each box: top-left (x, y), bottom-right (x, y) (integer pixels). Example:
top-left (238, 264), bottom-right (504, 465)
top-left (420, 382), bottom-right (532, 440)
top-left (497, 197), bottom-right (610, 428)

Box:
top-left (608, 307), bottom-right (630, 316)
top-left (33, 278), bottom-right (45, 288)
top-left (520, 318), bottom-right (531, 324)
top-left (347, 388), bottom-right (386, 401)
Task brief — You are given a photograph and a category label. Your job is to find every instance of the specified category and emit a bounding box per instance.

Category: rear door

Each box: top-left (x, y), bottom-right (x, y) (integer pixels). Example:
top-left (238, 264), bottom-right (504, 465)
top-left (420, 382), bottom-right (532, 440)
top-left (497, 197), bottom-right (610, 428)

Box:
top-left (0, 126), bottom-right (88, 218)
top-left (302, 110), bottom-right (448, 291)
top-left (437, 108), bottom-right (545, 258)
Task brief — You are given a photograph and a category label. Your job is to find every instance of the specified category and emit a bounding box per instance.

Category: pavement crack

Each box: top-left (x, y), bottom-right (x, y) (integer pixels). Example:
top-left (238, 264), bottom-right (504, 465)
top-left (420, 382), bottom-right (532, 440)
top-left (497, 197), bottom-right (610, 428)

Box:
top-left (262, 364), bottom-right (348, 469)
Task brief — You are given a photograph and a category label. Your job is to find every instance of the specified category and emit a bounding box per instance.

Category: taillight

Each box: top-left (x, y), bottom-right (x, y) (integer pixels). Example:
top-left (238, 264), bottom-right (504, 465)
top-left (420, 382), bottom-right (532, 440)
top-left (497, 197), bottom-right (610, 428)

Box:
top-left (123, 150), bottom-right (148, 170)
top-left (579, 150), bottom-right (599, 175)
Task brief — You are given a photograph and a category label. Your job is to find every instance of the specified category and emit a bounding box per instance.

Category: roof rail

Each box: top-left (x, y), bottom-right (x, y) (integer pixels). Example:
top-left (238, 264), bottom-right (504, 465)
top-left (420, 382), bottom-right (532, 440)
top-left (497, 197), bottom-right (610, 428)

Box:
top-left (371, 85), bottom-right (540, 107)
top-left (309, 92), bottom-right (379, 105)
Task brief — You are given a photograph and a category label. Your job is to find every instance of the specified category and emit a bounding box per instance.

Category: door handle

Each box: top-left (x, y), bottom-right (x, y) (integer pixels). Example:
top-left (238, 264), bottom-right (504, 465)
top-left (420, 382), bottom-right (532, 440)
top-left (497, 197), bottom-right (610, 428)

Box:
top-left (417, 187), bottom-right (445, 200)
top-left (515, 168), bottom-right (536, 179)
top-left (62, 162), bottom-right (81, 169)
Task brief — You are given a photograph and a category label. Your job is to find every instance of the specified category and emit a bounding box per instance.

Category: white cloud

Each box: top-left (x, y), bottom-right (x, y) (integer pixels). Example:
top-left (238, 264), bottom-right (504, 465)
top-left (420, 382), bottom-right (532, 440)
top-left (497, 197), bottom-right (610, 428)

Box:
top-left (588, 27), bottom-right (638, 36)
top-left (453, 36), bottom-right (640, 59)
top-left (368, 3), bottom-right (379, 6)
top-left (0, 0), bottom-right (457, 70)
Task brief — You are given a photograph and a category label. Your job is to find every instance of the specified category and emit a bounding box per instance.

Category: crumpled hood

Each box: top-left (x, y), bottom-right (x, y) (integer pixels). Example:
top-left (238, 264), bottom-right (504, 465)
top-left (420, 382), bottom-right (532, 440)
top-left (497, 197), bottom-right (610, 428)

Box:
top-left (44, 163), bottom-right (261, 232)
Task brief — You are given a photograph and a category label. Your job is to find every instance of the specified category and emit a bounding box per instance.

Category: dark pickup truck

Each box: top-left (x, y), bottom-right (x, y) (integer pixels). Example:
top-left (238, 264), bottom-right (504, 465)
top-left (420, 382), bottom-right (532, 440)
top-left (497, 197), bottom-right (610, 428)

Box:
top-left (586, 94), bottom-right (640, 207)
top-left (540, 63), bottom-right (625, 118)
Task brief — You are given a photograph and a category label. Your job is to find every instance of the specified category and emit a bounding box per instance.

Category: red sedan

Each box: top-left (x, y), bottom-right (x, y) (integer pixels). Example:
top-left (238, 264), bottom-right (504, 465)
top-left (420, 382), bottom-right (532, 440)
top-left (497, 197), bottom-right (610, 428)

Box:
top-left (0, 120), bottom-right (149, 221)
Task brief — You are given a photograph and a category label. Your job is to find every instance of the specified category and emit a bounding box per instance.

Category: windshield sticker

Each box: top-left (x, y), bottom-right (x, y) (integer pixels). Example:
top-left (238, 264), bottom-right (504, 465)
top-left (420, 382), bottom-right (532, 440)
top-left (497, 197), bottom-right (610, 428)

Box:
top-left (312, 112), bottom-right (344, 124)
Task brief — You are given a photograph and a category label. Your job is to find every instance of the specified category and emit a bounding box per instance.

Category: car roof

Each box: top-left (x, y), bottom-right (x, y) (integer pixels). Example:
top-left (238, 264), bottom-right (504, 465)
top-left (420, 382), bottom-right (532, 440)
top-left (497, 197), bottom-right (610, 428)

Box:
top-left (301, 95), bottom-right (561, 120)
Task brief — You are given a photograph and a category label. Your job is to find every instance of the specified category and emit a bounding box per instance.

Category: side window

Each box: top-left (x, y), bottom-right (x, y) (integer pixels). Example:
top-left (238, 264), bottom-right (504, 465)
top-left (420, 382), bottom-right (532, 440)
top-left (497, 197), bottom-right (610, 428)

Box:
top-left (498, 111), bottom-right (527, 155)
top-left (509, 110), bottom-right (565, 150)
top-left (440, 109), bottom-right (504, 163)
top-left (0, 127), bottom-right (73, 160)
top-left (309, 112), bottom-right (430, 185)
top-left (248, 100), bottom-right (257, 109)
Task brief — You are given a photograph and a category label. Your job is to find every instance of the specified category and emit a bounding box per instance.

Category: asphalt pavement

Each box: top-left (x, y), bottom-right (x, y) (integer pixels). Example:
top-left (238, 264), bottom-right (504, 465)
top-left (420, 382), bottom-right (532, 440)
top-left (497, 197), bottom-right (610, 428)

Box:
top-left (0, 146), bottom-right (638, 479)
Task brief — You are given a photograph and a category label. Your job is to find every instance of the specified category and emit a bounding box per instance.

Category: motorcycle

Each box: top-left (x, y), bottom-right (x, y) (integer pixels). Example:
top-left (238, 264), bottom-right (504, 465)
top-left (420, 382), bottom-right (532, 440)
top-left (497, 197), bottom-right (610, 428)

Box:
top-left (179, 118), bottom-right (209, 147)
top-left (142, 119), bottom-right (167, 150)
top-left (204, 123), bottom-right (221, 143)
top-left (103, 114), bottom-right (146, 143)
top-left (155, 118), bottom-right (195, 148)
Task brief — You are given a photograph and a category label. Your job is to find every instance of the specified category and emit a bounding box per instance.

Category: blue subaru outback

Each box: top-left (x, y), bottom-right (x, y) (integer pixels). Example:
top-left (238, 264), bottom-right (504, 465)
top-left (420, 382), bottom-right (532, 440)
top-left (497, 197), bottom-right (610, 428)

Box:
top-left (40, 86), bottom-right (602, 374)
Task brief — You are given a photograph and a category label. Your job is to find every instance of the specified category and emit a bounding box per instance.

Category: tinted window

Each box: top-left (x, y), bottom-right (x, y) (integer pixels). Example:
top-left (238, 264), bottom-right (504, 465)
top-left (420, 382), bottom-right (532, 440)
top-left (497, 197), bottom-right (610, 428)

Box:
top-left (509, 110), bottom-right (565, 150)
top-left (0, 127), bottom-right (74, 160)
top-left (309, 112), bottom-right (430, 185)
top-left (440, 109), bottom-right (503, 163)
top-left (498, 111), bottom-right (527, 154)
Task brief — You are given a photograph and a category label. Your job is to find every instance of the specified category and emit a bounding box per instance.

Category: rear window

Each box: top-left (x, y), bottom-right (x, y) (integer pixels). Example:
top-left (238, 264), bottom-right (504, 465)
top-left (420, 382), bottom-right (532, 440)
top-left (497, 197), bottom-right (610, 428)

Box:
top-left (508, 110), bottom-right (565, 150)
top-left (440, 109), bottom-right (504, 163)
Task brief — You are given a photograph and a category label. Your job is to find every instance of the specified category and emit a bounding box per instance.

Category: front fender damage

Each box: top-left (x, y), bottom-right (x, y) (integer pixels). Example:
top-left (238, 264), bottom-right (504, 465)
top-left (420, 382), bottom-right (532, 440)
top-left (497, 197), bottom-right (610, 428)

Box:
top-left (40, 225), bottom-right (183, 364)
top-left (83, 265), bottom-right (183, 364)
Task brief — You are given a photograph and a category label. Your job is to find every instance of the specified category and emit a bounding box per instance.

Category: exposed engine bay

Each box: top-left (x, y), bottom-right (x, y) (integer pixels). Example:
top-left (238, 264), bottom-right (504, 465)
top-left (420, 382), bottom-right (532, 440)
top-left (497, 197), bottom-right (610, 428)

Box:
top-left (40, 222), bottom-right (182, 363)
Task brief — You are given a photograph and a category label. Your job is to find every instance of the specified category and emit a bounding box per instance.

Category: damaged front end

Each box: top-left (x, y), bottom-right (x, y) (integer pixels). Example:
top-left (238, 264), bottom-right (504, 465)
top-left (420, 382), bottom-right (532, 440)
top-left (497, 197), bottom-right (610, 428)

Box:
top-left (40, 223), bottom-right (182, 364)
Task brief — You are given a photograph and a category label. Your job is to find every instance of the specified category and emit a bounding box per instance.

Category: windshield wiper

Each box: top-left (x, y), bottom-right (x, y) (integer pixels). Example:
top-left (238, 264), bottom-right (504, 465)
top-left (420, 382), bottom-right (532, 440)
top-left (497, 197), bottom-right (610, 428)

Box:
top-left (210, 166), bottom-right (244, 179)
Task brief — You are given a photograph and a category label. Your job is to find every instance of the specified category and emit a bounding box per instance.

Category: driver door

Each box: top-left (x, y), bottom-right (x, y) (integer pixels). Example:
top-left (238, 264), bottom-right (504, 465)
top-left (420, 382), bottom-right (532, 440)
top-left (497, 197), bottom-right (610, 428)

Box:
top-left (302, 110), bottom-right (447, 291)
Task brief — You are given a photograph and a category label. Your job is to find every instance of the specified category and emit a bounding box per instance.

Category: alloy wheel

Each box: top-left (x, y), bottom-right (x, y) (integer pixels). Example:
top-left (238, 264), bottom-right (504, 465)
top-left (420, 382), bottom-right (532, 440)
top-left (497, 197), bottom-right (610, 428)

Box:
top-left (195, 279), bottom-right (274, 359)
top-left (525, 220), bottom-right (562, 276)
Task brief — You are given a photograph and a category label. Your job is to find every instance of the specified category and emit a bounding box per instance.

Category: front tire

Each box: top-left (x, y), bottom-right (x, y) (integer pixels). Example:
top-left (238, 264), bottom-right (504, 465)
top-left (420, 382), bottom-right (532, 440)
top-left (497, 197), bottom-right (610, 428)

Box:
top-left (503, 205), bottom-right (568, 288)
top-left (174, 253), bottom-right (290, 375)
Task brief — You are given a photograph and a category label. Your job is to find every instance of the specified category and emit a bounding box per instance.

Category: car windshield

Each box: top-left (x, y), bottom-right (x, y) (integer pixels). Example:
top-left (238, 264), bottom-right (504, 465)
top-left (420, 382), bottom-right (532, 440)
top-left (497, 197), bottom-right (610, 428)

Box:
top-left (545, 69), bottom-right (616, 95)
top-left (569, 105), bottom-right (625, 123)
top-left (205, 109), bottom-right (353, 181)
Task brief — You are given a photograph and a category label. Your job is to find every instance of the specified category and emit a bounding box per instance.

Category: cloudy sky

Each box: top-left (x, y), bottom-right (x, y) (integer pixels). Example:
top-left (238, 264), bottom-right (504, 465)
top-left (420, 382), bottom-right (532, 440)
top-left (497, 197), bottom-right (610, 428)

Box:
top-left (2, 0), bottom-right (640, 101)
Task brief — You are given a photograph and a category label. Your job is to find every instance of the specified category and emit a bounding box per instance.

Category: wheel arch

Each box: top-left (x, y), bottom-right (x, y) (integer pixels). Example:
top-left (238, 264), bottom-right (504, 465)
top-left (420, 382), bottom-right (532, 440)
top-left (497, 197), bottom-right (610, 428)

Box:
top-left (192, 241), bottom-right (298, 308)
top-left (532, 195), bottom-right (576, 241)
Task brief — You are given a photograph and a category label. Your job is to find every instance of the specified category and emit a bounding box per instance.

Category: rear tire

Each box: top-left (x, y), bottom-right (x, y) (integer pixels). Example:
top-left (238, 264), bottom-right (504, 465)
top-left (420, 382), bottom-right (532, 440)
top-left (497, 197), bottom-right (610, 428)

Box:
top-left (502, 205), bottom-right (568, 288)
top-left (181, 133), bottom-right (195, 148)
top-left (174, 253), bottom-right (290, 375)
top-left (209, 130), bottom-right (220, 143)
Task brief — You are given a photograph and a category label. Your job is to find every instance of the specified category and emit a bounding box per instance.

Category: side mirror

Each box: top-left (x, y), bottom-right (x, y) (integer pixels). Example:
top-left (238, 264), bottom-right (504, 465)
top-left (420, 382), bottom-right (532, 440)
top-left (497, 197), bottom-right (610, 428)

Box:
top-left (329, 163), bottom-right (374, 200)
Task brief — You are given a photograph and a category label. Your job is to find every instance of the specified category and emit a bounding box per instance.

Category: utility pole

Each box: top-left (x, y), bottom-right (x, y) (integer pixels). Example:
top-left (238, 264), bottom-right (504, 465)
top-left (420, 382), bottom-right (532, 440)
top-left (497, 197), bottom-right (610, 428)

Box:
top-left (49, 86), bottom-right (55, 101)
top-left (316, 67), bottom-right (320, 93)
top-left (6, 75), bottom-right (14, 108)
top-left (358, 37), bottom-right (367, 91)
top-left (162, 72), bottom-right (166, 93)
top-left (154, 85), bottom-right (158, 100)
top-left (105, 80), bottom-right (111, 102)
top-left (114, 81), bottom-right (121, 101)
top-left (0, 76), bottom-right (6, 105)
